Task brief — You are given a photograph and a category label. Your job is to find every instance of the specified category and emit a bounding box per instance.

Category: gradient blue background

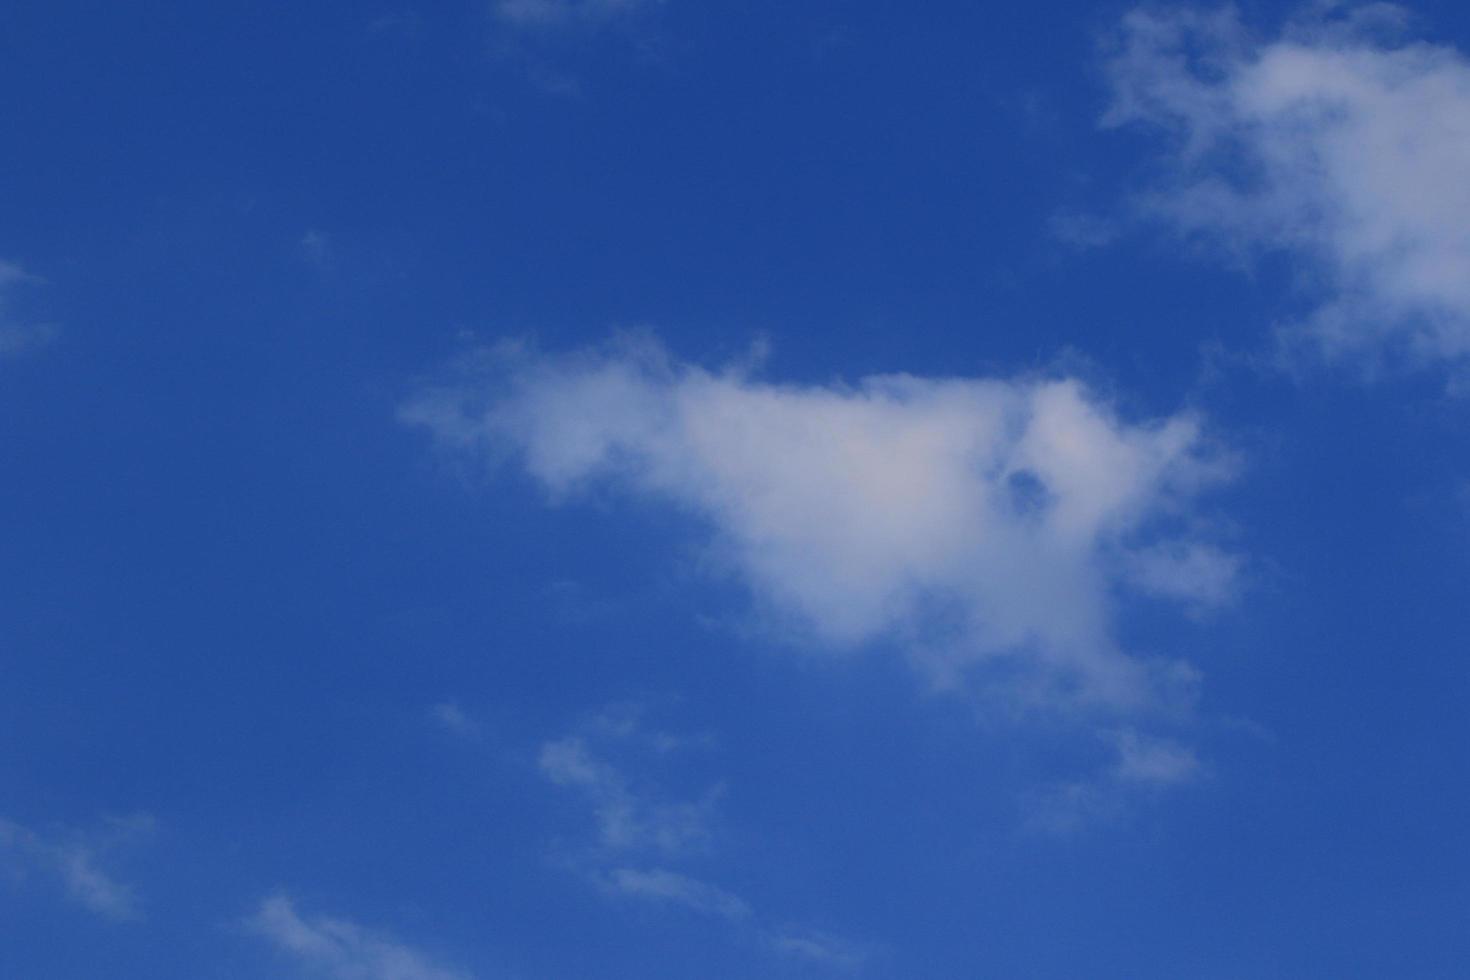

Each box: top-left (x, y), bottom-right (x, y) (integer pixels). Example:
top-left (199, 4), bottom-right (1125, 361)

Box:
top-left (3, 2), bottom-right (1469, 976)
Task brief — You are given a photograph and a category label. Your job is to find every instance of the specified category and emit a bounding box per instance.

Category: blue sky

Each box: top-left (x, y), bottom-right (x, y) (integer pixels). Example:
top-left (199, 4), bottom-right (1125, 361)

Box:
top-left (4, 1), bottom-right (1470, 976)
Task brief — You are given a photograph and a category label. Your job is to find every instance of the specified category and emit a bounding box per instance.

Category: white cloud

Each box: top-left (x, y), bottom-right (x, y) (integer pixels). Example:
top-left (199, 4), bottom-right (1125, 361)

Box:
top-left (247, 895), bottom-right (471, 980)
top-left (404, 334), bottom-right (1236, 714)
top-left (0, 322), bottom-right (57, 357)
top-left (1025, 728), bottom-right (1201, 834)
top-left (486, 0), bottom-right (667, 97)
top-left (582, 701), bottom-right (703, 754)
top-left (536, 709), bottom-right (865, 969)
top-left (1110, 728), bottom-right (1201, 785)
top-left (0, 260), bottom-right (31, 287)
top-left (1104, 4), bottom-right (1470, 368)
top-left (594, 867), bottom-right (751, 922)
top-left (1049, 211), bottom-right (1121, 250)
top-left (493, 0), bottom-right (660, 30)
top-left (0, 260), bottom-right (56, 358)
top-left (539, 732), bottom-right (716, 857)
top-left (430, 702), bottom-right (482, 740)
top-left (768, 930), bottom-right (870, 971)
top-left (1124, 540), bottom-right (1241, 609)
top-left (0, 814), bottom-right (151, 921)
top-left (299, 229), bottom-right (332, 268)
top-left (55, 847), bottom-right (138, 919)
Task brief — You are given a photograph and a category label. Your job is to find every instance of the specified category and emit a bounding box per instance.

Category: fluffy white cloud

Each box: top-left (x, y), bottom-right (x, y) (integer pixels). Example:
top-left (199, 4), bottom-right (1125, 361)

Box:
top-left (0, 814), bottom-right (151, 921)
top-left (1105, 4), bottom-right (1470, 366)
top-left (405, 335), bottom-right (1236, 713)
top-left (248, 895), bottom-right (471, 980)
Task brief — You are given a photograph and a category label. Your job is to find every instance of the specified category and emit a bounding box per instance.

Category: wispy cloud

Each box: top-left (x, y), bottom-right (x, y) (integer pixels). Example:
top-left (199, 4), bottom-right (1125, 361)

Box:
top-left (1110, 728), bottom-right (1201, 785)
top-left (1048, 211), bottom-right (1121, 250)
top-left (247, 894), bottom-right (472, 980)
top-left (768, 929), bottom-right (871, 971)
top-left (404, 334), bottom-right (1238, 717)
top-left (1025, 729), bottom-right (1202, 834)
top-left (430, 701), bottom-right (483, 740)
top-left (593, 866), bottom-right (751, 922)
top-left (0, 260), bottom-right (57, 358)
top-left (493, 0), bottom-right (663, 31)
top-left (0, 813), bottom-right (153, 921)
top-left (536, 708), bottom-right (866, 969)
top-left (487, 0), bottom-right (671, 95)
top-left (539, 726), bottom-right (717, 858)
top-left (1105, 4), bottom-right (1470, 371)
top-left (367, 10), bottom-right (423, 38)
top-left (299, 229), bottom-right (333, 269)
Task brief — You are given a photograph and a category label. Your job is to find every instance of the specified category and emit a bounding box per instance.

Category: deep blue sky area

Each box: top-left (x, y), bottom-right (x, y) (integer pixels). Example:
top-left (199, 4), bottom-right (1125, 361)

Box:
top-left (3, 2), bottom-right (1470, 978)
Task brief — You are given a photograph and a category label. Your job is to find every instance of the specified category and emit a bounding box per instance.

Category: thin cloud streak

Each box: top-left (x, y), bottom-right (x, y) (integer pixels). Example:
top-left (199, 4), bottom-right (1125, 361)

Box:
top-left (594, 867), bottom-right (752, 922)
top-left (247, 894), bottom-right (472, 980)
top-left (536, 709), bottom-right (867, 970)
top-left (0, 814), bottom-right (151, 921)
top-left (539, 732), bottom-right (718, 857)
